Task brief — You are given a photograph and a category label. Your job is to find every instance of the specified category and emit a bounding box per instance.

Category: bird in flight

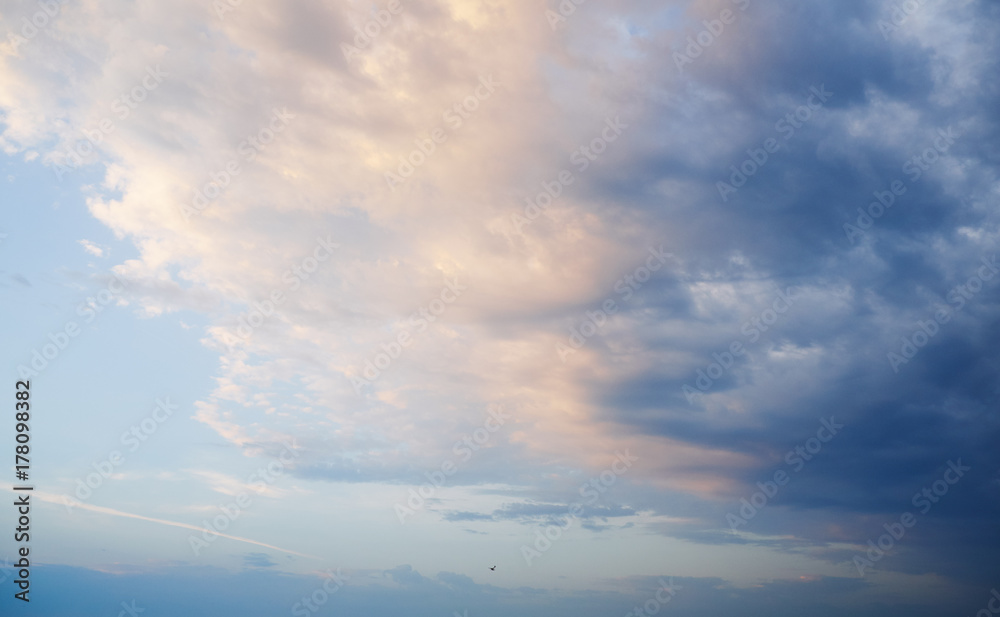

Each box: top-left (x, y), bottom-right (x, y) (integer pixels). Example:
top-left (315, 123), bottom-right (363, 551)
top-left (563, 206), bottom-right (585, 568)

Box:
top-left (489, 565), bottom-right (496, 571)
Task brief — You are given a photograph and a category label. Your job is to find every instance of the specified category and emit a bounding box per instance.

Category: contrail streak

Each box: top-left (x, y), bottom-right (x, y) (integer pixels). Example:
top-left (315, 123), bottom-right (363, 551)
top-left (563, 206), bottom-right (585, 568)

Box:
top-left (4, 485), bottom-right (320, 560)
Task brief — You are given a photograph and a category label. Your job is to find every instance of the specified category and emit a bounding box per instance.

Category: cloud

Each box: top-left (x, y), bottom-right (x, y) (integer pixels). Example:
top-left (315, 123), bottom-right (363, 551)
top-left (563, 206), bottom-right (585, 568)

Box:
top-left (243, 552), bottom-right (278, 568)
top-left (7, 484), bottom-right (320, 560)
top-left (1, 0), bottom-right (999, 598)
top-left (382, 564), bottom-right (429, 587)
top-left (79, 239), bottom-right (108, 257)
top-left (440, 500), bottom-right (646, 536)
top-left (8, 273), bottom-right (31, 287)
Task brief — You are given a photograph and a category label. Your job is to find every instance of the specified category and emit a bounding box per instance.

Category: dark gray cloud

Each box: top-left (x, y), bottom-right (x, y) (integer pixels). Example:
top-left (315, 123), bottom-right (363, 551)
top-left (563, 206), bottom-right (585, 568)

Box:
top-left (242, 552), bottom-right (277, 568)
top-left (534, 0), bottom-right (1000, 592)
top-left (442, 501), bottom-right (639, 525)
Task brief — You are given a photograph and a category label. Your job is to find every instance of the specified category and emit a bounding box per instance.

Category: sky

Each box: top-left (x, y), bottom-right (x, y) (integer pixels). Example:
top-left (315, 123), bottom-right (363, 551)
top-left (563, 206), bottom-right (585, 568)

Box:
top-left (1, 0), bottom-right (999, 615)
